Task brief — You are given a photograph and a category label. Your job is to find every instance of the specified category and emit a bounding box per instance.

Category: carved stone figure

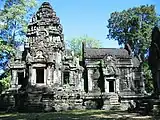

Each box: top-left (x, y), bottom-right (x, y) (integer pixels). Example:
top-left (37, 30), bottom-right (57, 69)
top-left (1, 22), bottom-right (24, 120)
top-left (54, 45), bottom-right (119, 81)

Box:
top-left (103, 55), bottom-right (118, 75)
top-left (35, 50), bottom-right (44, 59)
top-left (91, 68), bottom-right (100, 92)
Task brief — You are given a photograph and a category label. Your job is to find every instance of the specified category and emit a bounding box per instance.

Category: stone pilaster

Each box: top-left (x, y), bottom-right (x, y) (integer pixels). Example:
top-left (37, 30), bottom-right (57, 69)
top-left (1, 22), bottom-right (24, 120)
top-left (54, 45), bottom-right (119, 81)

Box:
top-left (88, 69), bottom-right (93, 92)
top-left (54, 68), bottom-right (61, 85)
top-left (115, 77), bottom-right (120, 93)
top-left (51, 66), bottom-right (54, 85)
top-left (28, 65), bottom-right (32, 84)
top-left (69, 71), bottom-right (74, 85)
top-left (11, 70), bottom-right (18, 88)
top-left (44, 68), bottom-right (47, 85)
top-left (53, 69), bottom-right (57, 84)
top-left (31, 68), bottom-right (36, 85)
top-left (104, 79), bottom-right (109, 93)
top-left (47, 65), bottom-right (53, 86)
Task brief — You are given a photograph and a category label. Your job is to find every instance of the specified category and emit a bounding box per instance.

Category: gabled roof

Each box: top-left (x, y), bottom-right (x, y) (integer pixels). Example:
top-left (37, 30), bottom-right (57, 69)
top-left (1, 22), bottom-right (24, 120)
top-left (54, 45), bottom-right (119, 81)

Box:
top-left (84, 48), bottom-right (130, 59)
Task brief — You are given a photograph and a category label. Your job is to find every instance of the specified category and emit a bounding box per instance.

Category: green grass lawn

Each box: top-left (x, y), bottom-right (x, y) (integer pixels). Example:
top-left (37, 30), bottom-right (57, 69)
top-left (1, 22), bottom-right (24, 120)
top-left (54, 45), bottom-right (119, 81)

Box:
top-left (0, 110), bottom-right (155, 120)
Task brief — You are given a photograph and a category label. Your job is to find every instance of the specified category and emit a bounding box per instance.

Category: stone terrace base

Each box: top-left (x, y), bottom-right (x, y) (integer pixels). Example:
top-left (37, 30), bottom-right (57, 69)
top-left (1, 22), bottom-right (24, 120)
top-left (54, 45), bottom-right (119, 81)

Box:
top-left (13, 91), bottom-right (142, 112)
top-left (0, 86), bottom-right (148, 112)
top-left (14, 86), bottom-right (85, 112)
top-left (0, 92), bottom-right (148, 112)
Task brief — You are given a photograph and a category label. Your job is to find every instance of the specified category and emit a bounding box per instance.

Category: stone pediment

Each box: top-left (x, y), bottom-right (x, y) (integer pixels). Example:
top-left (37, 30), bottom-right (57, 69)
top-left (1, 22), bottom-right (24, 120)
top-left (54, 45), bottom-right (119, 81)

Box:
top-left (102, 55), bottom-right (119, 76)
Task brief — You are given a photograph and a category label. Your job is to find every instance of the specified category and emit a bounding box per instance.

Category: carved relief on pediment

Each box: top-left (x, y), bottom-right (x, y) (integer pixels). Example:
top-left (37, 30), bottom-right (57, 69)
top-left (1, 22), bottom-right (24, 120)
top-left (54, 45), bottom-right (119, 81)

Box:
top-left (35, 50), bottom-right (44, 59)
top-left (30, 47), bottom-right (49, 62)
top-left (102, 55), bottom-right (119, 76)
top-left (103, 66), bottom-right (115, 75)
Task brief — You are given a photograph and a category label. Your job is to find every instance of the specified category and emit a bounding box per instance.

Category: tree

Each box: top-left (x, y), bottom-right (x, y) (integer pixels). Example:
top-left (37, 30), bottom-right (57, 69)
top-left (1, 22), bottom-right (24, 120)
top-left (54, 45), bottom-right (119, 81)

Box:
top-left (66, 35), bottom-right (101, 57)
top-left (143, 60), bottom-right (153, 93)
top-left (0, 0), bottom-right (37, 92)
top-left (107, 5), bottom-right (158, 93)
top-left (107, 5), bottom-right (158, 60)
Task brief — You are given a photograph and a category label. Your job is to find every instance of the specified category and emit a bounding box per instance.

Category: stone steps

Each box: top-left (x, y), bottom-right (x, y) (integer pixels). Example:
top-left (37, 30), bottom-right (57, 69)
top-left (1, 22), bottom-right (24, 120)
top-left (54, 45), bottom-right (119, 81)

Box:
top-left (108, 94), bottom-right (119, 105)
top-left (109, 98), bottom-right (119, 105)
top-left (102, 93), bottom-right (120, 110)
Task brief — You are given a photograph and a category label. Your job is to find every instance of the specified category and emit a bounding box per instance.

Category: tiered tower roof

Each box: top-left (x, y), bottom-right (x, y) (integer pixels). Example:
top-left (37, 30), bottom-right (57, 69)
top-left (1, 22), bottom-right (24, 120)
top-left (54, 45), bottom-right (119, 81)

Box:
top-left (27, 2), bottom-right (63, 37)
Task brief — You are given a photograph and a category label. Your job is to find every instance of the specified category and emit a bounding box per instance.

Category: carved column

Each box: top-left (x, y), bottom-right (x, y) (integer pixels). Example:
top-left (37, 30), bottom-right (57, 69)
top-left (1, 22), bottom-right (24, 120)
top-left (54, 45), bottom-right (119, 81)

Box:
top-left (76, 70), bottom-right (81, 87)
top-left (53, 69), bottom-right (57, 84)
top-left (51, 65), bottom-right (54, 85)
top-left (54, 51), bottom-right (62, 85)
top-left (105, 78), bottom-right (109, 93)
top-left (47, 65), bottom-right (53, 86)
top-left (79, 76), bottom-right (84, 91)
top-left (69, 71), bottom-right (74, 85)
top-left (126, 68), bottom-right (131, 90)
top-left (28, 65), bottom-right (33, 84)
top-left (54, 68), bottom-right (62, 85)
top-left (115, 77), bottom-right (120, 93)
top-left (11, 70), bottom-right (18, 88)
top-left (88, 69), bottom-right (93, 92)
top-left (57, 69), bottom-right (62, 85)
top-left (31, 68), bottom-right (36, 85)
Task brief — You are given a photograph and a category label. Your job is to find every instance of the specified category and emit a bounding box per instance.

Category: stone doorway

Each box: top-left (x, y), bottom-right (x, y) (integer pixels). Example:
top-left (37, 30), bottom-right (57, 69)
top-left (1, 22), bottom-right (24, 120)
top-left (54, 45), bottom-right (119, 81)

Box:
top-left (36, 68), bottom-right (44, 83)
top-left (109, 80), bottom-right (114, 92)
top-left (17, 72), bottom-right (24, 85)
top-left (63, 71), bottom-right (69, 84)
top-left (105, 78), bottom-right (116, 93)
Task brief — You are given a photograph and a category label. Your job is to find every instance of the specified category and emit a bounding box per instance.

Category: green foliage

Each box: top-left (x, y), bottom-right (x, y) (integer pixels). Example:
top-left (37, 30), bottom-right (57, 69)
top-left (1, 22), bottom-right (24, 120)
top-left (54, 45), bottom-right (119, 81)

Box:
top-left (0, 75), bottom-right (10, 92)
top-left (0, 0), bottom-right (37, 60)
top-left (0, 0), bottom-right (37, 46)
top-left (0, 0), bottom-right (37, 92)
top-left (107, 5), bottom-right (158, 93)
top-left (107, 5), bottom-right (158, 59)
top-left (66, 35), bottom-right (101, 57)
top-left (143, 61), bottom-right (154, 93)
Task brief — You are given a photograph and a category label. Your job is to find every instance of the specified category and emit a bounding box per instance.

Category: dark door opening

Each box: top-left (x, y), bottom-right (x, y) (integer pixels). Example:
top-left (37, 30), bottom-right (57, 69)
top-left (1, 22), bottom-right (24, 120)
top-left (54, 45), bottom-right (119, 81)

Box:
top-left (109, 80), bottom-right (114, 92)
top-left (63, 72), bottom-right (69, 84)
top-left (18, 72), bottom-right (24, 85)
top-left (36, 68), bottom-right (44, 83)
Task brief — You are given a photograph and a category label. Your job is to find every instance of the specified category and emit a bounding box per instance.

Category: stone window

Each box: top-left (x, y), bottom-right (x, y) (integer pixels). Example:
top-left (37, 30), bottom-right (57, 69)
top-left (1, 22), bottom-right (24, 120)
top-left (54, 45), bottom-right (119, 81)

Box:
top-left (36, 68), bottom-right (44, 83)
top-left (17, 72), bottom-right (24, 85)
top-left (134, 80), bottom-right (140, 89)
top-left (109, 80), bottom-right (114, 92)
top-left (63, 72), bottom-right (69, 84)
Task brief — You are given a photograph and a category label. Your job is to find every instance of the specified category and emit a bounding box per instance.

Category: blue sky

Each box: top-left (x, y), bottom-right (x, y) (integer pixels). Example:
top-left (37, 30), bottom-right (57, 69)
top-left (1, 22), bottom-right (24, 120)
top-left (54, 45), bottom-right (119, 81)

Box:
top-left (0, 0), bottom-right (160, 48)
top-left (35, 0), bottom-right (160, 48)
top-left (0, 0), bottom-right (160, 74)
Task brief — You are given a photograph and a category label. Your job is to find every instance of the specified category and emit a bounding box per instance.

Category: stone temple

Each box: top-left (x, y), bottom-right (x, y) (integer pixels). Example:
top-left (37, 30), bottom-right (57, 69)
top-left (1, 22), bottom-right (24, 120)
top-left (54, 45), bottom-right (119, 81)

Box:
top-left (4, 2), bottom-right (145, 112)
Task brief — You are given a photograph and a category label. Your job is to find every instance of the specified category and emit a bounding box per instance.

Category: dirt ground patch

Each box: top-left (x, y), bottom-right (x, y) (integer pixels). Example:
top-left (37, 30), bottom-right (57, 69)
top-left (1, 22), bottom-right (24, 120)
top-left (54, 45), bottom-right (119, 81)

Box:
top-left (0, 110), bottom-right (157, 120)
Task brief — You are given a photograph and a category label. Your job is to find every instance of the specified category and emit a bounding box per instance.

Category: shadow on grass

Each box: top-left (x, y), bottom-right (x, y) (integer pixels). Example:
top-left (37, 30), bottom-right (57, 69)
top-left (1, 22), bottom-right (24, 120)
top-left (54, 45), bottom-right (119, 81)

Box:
top-left (0, 110), bottom-right (154, 120)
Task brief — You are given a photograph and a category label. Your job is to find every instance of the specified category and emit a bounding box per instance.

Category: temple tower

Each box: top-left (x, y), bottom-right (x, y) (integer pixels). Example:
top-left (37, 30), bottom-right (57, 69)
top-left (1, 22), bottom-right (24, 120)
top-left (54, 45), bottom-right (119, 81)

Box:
top-left (25, 2), bottom-right (65, 86)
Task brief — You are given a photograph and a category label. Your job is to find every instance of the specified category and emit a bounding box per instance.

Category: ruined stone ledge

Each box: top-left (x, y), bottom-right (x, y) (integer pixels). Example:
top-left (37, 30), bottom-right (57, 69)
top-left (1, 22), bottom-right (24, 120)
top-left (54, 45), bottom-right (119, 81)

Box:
top-left (10, 64), bottom-right (26, 69)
